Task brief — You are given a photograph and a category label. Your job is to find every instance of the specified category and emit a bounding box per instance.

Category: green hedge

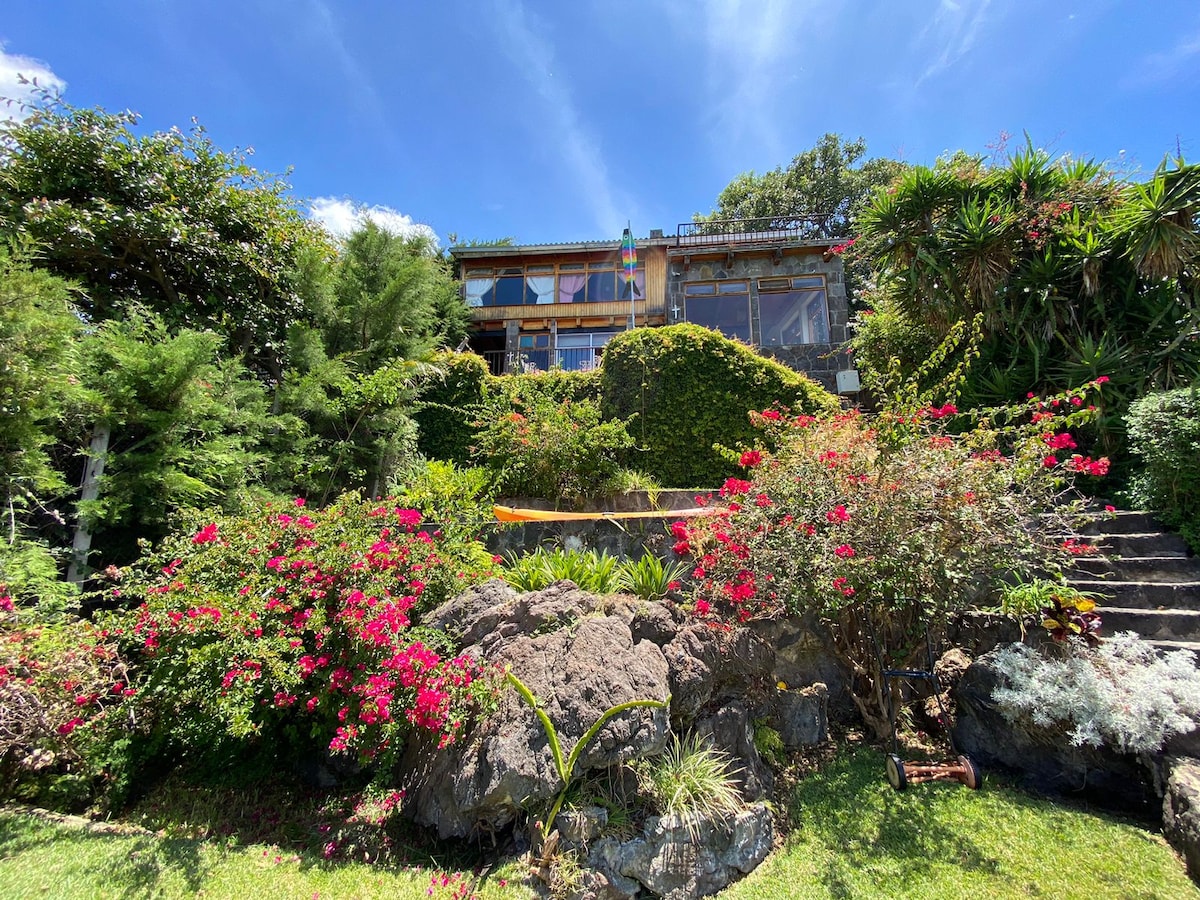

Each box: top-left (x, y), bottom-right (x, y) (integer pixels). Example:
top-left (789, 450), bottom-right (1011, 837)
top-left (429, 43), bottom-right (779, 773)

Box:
top-left (412, 351), bottom-right (488, 464)
top-left (1127, 388), bottom-right (1200, 550)
top-left (599, 324), bottom-right (839, 486)
top-left (486, 367), bottom-right (602, 406)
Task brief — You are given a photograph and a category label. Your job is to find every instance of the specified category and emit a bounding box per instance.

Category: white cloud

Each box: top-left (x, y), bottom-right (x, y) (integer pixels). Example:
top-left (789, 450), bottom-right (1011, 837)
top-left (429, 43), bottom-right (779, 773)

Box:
top-left (1124, 27), bottom-right (1200, 88)
top-left (0, 44), bottom-right (66, 120)
top-left (491, 0), bottom-right (628, 237)
top-left (308, 197), bottom-right (439, 245)
top-left (913, 0), bottom-right (993, 87)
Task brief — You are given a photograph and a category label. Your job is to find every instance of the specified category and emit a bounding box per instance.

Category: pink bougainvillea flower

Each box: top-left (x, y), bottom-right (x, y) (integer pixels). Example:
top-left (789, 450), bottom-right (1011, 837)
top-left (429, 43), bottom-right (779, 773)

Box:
top-left (1042, 455), bottom-right (1058, 468)
top-left (192, 523), bottom-right (219, 545)
top-left (826, 505), bottom-right (850, 524)
top-left (739, 450), bottom-right (763, 468)
top-left (834, 544), bottom-right (856, 558)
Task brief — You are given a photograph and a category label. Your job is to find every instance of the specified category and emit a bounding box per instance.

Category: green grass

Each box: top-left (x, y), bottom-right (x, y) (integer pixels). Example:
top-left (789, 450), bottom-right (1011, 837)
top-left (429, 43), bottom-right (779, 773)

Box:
top-left (0, 808), bottom-right (534, 900)
top-left (720, 746), bottom-right (1198, 900)
top-left (1, 747), bottom-right (1196, 899)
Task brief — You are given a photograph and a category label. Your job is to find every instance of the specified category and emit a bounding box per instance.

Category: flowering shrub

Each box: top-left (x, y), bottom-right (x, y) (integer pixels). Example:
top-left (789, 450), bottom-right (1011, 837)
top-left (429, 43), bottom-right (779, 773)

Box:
top-left (672, 385), bottom-right (1109, 735)
top-left (991, 634), bottom-right (1200, 754)
top-left (107, 494), bottom-right (501, 766)
top-left (472, 394), bottom-right (635, 507)
top-left (0, 592), bottom-right (131, 803)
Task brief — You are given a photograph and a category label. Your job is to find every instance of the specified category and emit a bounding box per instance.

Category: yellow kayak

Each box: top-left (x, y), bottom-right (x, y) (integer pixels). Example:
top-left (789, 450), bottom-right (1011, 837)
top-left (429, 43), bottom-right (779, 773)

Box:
top-left (493, 504), bottom-right (724, 523)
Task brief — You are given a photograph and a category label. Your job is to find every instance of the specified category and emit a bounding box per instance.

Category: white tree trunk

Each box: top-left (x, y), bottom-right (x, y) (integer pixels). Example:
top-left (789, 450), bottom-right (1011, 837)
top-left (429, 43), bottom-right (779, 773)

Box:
top-left (67, 423), bottom-right (111, 584)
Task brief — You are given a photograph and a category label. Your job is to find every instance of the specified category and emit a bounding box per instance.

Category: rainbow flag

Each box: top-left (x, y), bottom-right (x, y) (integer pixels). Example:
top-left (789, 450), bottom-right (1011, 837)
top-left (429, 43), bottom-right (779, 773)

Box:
top-left (621, 227), bottom-right (640, 299)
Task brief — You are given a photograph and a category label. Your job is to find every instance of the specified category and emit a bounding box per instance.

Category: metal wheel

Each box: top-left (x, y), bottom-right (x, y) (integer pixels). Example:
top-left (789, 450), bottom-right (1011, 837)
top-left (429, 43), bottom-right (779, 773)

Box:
top-left (886, 754), bottom-right (908, 791)
top-left (958, 755), bottom-right (982, 790)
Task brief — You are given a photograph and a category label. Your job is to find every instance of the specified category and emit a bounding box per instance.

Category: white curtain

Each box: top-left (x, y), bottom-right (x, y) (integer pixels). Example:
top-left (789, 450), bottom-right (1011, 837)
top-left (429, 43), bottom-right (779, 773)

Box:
top-left (464, 277), bottom-right (493, 308)
top-left (526, 275), bottom-right (556, 305)
top-left (558, 274), bottom-right (586, 303)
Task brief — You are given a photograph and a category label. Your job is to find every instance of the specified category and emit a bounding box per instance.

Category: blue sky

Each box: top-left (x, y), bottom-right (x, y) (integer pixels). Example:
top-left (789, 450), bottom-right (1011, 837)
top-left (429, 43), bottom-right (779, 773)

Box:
top-left (3, 1), bottom-right (1198, 247)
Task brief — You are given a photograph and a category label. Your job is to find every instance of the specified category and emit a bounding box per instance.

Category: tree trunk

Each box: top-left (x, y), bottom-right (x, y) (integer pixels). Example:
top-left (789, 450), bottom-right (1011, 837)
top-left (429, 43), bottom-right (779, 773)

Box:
top-left (67, 423), bottom-right (111, 584)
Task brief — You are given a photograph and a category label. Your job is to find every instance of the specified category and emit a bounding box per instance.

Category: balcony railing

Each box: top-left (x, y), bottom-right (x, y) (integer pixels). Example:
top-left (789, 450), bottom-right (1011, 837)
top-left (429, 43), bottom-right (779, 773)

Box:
top-left (469, 298), bottom-right (664, 322)
top-left (480, 347), bottom-right (604, 376)
top-left (675, 214), bottom-right (835, 247)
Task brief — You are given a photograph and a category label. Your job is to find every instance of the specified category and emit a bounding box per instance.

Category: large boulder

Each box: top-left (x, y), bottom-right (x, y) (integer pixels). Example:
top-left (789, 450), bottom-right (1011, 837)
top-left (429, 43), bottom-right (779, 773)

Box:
top-left (403, 596), bottom-right (671, 838)
top-left (953, 647), bottom-right (1157, 813)
top-left (662, 624), bottom-right (774, 722)
top-left (1164, 756), bottom-right (1200, 883)
top-left (589, 804), bottom-right (774, 900)
top-left (693, 701), bottom-right (773, 801)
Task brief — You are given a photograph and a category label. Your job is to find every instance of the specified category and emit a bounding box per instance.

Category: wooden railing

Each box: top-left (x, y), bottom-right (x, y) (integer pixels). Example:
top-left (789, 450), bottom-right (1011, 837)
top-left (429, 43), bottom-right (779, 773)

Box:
top-left (469, 298), bottom-right (664, 322)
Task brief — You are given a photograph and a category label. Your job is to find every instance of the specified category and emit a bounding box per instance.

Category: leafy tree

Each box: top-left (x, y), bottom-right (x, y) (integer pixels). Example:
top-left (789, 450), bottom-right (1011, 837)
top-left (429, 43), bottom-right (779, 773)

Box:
top-left (851, 146), bottom-right (1200, 458)
top-left (0, 99), bottom-right (332, 376)
top-left (698, 134), bottom-right (905, 239)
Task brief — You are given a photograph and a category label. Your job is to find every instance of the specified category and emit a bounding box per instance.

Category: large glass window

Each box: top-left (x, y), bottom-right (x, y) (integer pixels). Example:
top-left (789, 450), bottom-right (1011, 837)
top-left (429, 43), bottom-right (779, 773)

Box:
top-left (683, 280), bottom-right (751, 342)
top-left (463, 262), bottom-right (642, 307)
top-left (757, 275), bottom-right (830, 345)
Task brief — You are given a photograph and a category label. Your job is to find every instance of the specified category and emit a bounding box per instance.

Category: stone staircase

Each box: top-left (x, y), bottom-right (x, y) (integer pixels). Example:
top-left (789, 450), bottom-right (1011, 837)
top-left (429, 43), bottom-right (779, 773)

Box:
top-left (1070, 511), bottom-right (1200, 653)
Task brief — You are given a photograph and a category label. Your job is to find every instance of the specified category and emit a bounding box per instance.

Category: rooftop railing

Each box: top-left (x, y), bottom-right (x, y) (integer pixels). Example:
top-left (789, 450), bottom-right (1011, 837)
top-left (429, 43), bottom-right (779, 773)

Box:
top-left (675, 214), bottom-right (836, 247)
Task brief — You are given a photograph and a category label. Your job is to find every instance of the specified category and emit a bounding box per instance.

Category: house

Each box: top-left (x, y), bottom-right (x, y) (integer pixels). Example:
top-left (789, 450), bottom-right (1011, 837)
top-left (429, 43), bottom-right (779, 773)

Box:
top-left (451, 216), bottom-right (856, 393)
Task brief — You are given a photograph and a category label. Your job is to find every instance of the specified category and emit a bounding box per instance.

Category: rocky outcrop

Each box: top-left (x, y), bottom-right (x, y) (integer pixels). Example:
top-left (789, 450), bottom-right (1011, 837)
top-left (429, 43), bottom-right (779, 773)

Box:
top-left (404, 584), bottom-right (670, 838)
top-left (1164, 756), bottom-right (1200, 882)
top-left (585, 804), bottom-right (774, 900)
top-left (953, 648), bottom-right (1157, 812)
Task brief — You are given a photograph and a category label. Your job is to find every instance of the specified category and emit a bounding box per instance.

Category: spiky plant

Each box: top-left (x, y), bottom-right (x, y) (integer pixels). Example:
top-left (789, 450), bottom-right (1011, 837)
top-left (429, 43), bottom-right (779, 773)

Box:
top-left (616, 554), bottom-right (689, 603)
top-left (638, 732), bottom-right (744, 841)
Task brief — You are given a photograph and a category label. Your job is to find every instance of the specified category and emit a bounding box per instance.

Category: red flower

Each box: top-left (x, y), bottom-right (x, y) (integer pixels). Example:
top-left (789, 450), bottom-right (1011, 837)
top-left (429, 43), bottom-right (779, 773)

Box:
top-left (834, 544), bottom-right (856, 558)
top-left (694, 599), bottom-right (711, 616)
top-left (192, 523), bottom-right (219, 545)
top-left (1042, 455), bottom-right (1058, 468)
top-left (826, 505), bottom-right (850, 524)
top-left (740, 450), bottom-right (763, 468)
top-left (760, 409), bottom-right (781, 421)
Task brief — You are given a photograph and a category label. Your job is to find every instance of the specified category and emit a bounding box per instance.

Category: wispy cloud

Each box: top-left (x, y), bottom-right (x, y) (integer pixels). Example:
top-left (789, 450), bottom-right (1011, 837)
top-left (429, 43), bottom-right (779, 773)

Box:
top-left (490, 0), bottom-right (627, 236)
top-left (0, 44), bottom-right (66, 120)
top-left (913, 0), bottom-right (993, 88)
top-left (1123, 26), bottom-right (1200, 89)
top-left (309, 197), bottom-right (438, 244)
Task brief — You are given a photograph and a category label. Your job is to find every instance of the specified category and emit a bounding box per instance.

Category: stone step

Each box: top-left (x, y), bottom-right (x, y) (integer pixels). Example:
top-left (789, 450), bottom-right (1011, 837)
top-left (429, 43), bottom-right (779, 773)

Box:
top-left (1150, 639), bottom-right (1200, 656)
top-left (1091, 532), bottom-right (1192, 559)
top-left (1096, 607), bottom-right (1200, 643)
top-left (1078, 511), bottom-right (1164, 536)
top-left (1073, 556), bottom-right (1200, 583)
top-left (1069, 580), bottom-right (1200, 611)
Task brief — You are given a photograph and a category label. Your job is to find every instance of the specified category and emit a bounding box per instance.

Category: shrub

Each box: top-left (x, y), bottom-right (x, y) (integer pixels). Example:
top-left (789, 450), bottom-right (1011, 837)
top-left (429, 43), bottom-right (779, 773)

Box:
top-left (615, 554), bottom-right (689, 603)
top-left (488, 366), bottom-right (603, 407)
top-left (107, 494), bottom-right (501, 768)
top-left (412, 351), bottom-right (489, 465)
top-left (501, 547), bottom-right (620, 595)
top-left (991, 633), bottom-right (1200, 754)
top-left (390, 459), bottom-right (497, 552)
top-left (0, 593), bottom-right (132, 807)
top-left (472, 393), bottom-right (635, 507)
top-left (1126, 388), bottom-right (1200, 550)
top-left (600, 324), bottom-right (839, 486)
top-left (673, 385), bottom-right (1109, 737)
top-left (637, 732), bottom-right (744, 838)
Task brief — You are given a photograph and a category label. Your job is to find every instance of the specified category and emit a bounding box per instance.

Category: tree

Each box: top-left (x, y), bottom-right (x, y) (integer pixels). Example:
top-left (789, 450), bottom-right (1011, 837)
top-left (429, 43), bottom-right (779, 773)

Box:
top-left (851, 145), bottom-right (1200, 461)
top-left (698, 133), bottom-right (907, 238)
top-left (0, 99), bottom-right (332, 377)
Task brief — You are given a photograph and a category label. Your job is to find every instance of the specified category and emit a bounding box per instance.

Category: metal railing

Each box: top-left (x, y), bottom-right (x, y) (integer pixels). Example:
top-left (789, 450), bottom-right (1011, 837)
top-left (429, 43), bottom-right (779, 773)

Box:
top-left (676, 214), bottom-right (835, 247)
top-left (481, 347), bottom-right (604, 375)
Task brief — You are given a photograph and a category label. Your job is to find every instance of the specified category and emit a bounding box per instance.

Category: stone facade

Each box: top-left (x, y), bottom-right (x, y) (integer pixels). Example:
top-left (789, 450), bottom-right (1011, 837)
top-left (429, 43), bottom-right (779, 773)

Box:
top-left (665, 247), bottom-right (852, 392)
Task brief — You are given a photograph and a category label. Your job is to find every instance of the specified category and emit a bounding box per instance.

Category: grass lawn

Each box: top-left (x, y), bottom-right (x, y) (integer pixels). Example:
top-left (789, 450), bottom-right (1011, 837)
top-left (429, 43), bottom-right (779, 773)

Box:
top-left (1, 746), bottom-right (1196, 899)
top-left (723, 746), bottom-right (1198, 900)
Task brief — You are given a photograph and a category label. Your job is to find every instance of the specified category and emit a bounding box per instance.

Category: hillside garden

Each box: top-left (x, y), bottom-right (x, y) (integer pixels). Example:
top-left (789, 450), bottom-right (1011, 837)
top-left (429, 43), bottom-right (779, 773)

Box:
top-left (2, 102), bottom-right (1200, 897)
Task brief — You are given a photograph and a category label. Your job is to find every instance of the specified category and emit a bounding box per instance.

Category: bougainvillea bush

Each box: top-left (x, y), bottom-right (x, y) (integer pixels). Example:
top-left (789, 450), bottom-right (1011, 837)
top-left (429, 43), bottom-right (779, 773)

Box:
top-left (105, 494), bottom-right (501, 772)
top-left (0, 588), bottom-right (132, 806)
top-left (671, 384), bottom-right (1110, 736)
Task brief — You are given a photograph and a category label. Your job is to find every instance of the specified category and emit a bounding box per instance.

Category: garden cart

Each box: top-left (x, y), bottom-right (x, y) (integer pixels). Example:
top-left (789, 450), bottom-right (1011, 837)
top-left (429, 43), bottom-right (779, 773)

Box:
top-left (868, 602), bottom-right (982, 792)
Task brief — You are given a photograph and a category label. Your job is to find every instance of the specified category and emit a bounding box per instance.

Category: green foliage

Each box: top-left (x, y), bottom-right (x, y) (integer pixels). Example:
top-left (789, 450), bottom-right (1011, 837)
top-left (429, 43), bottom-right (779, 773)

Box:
top-left (412, 351), bottom-right (490, 464)
top-left (0, 99), bottom-right (331, 374)
top-left (501, 547), bottom-right (620, 595)
top-left (636, 732), bottom-right (744, 839)
top-left (473, 394), bottom-right (635, 507)
top-left (0, 537), bottom-right (79, 619)
top-left (852, 146), bottom-right (1200, 461)
top-left (487, 367), bottom-right (603, 406)
top-left (1126, 388), bottom-right (1200, 550)
top-left (600, 324), bottom-right (839, 486)
top-left (615, 554), bottom-right (688, 603)
top-left (77, 311), bottom-right (274, 560)
top-left (0, 247), bottom-right (85, 519)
